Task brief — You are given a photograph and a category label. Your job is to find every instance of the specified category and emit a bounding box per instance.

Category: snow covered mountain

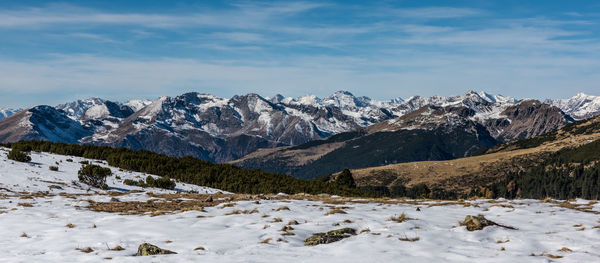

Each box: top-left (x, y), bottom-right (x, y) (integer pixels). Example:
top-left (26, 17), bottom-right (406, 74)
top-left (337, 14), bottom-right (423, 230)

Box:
top-left (0, 90), bottom-right (588, 163)
top-left (0, 106), bottom-right (91, 144)
top-left (0, 108), bottom-right (22, 120)
top-left (546, 93), bottom-right (600, 120)
top-left (233, 93), bottom-right (573, 179)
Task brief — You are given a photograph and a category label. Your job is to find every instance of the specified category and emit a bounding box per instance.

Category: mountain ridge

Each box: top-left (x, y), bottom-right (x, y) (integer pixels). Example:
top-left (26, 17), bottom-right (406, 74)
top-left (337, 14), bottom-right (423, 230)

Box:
top-left (0, 91), bottom-right (597, 164)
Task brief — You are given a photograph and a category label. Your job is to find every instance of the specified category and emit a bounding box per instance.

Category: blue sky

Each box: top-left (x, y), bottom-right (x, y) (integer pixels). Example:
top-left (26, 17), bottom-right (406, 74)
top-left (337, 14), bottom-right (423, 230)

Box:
top-left (1, 0), bottom-right (599, 107)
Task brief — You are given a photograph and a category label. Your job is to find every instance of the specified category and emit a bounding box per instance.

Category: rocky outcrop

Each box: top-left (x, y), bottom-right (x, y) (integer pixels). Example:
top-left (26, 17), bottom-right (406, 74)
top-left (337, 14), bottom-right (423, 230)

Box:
top-left (459, 215), bottom-right (516, 231)
top-left (304, 228), bottom-right (356, 246)
top-left (135, 243), bottom-right (177, 256)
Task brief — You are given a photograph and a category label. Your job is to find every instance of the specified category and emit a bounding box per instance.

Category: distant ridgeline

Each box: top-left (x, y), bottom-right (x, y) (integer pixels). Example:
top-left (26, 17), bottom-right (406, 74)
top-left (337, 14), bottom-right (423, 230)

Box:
top-left (2, 141), bottom-right (367, 197)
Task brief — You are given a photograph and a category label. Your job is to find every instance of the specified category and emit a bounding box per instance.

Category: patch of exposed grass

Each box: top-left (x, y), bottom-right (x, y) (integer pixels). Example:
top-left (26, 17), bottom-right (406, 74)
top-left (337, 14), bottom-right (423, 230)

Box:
top-left (389, 212), bottom-right (412, 223)
top-left (65, 223), bottom-right (76, 228)
top-left (225, 208), bottom-right (259, 215)
top-left (77, 247), bottom-right (94, 253)
top-left (260, 238), bottom-right (272, 244)
top-left (558, 247), bottom-right (572, 252)
top-left (398, 236), bottom-right (420, 242)
top-left (110, 245), bottom-right (125, 251)
top-left (325, 208), bottom-right (347, 216)
top-left (275, 206), bottom-right (290, 211)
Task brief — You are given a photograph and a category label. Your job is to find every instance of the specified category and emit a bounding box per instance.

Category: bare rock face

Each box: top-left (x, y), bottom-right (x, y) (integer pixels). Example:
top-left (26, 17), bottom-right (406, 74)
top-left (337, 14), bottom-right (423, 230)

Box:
top-left (135, 243), bottom-right (177, 256)
top-left (485, 100), bottom-right (574, 141)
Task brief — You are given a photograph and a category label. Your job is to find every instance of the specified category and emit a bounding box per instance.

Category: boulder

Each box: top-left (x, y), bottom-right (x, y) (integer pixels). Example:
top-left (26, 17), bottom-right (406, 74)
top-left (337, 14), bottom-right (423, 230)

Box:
top-left (460, 215), bottom-right (494, 231)
top-left (304, 228), bottom-right (356, 246)
top-left (135, 243), bottom-right (177, 256)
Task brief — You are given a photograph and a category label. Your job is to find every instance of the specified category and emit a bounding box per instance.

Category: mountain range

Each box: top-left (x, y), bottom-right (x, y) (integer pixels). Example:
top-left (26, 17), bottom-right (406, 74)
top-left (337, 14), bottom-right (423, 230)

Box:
top-left (0, 91), bottom-right (598, 172)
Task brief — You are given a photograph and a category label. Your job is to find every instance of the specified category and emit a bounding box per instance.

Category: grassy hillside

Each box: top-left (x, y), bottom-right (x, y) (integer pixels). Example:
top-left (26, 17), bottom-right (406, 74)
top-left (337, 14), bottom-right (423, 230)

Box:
top-left (349, 115), bottom-right (600, 199)
top-left (489, 139), bottom-right (600, 199)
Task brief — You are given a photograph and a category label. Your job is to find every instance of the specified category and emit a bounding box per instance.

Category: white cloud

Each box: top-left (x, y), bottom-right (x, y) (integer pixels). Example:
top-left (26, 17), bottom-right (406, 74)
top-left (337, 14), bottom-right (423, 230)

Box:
top-left (388, 7), bottom-right (483, 19)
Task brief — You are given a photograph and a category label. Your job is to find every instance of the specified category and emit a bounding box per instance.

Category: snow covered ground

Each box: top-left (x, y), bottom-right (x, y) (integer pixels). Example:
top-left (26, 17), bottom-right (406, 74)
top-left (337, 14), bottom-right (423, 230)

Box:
top-left (1, 148), bottom-right (600, 262)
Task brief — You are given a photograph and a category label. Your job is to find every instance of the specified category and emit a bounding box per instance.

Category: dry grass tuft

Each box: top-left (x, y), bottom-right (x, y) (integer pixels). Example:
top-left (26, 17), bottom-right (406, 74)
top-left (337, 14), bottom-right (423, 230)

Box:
top-left (280, 226), bottom-right (294, 232)
top-left (17, 202), bottom-right (33, 207)
top-left (558, 247), bottom-right (572, 252)
top-left (225, 208), bottom-right (259, 215)
top-left (220, 203), bottom-right (236, 209)
top-left (65, 223), bottom-right (76, 228)
top-left (489, 204), bottom-right (514, 209)
top-left (544, 254), bottom-right (563, 259)
top-left (151, 210), bottom-right (166, 217)
top-left (398, 236), bottom-right (420, 242)
top-left (77, 247), bottom-right (94, 253)
top-left (110, 245), bottom-right (125, 251)
top-left (275, 206), bottom-right (290, 211)
top-left (287, 220), bottom-right (299, 225)
top-left (260, 238), bottom-right (272, 244)
top-left (360, 228), bottom-right (370, 234)
top-left (389, 212), bottom-right (412, 223)
top-left (272, 217), bottom-right (283, 223)
top-left (20, 232), bottom-right (29, 238)
top-left (324, 208), bottom-right (347, 216)
top-left (194, 246), bottom-right (205, 251)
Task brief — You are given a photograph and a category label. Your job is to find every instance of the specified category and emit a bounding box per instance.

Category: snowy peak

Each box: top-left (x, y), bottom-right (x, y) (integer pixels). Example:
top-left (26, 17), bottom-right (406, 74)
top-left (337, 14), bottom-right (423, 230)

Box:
top-left (124, 99), bottom-right (152, 111)
top-left (546, 93), bottom-right (600, 120)
top-left (56, 98), bottom-right (106, 120)
top-left (0, 108), bottom-right (22, 120)
top-left (0, 105), bottom-right (91, 143)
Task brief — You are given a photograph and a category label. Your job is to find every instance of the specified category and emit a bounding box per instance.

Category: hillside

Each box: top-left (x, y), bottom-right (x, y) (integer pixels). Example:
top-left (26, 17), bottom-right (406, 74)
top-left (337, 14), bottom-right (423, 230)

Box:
top-left (2, 141), bottom-right (366, 197)
top-left (347, 115), bottom-right (600, 198)
top-left (233, 98), bottom-right (572, 179)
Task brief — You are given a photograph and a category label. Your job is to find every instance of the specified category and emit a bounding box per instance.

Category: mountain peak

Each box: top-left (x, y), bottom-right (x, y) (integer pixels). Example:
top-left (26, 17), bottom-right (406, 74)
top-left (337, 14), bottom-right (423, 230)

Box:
top-left (332, 90), bottom-right (355, 97)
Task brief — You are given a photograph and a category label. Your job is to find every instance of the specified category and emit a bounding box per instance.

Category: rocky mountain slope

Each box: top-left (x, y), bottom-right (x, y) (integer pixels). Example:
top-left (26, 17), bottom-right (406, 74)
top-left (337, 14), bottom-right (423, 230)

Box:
top-left (0, 106), bottom-right (91, 144)
top-left (232, 93), bottom-right (574, 179)
top-left (0, 91), bottom-right (596, 164)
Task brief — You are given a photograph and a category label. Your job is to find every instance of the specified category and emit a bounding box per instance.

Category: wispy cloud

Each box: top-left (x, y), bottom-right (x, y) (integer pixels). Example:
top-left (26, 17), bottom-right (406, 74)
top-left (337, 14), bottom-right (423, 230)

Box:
top-left (391, 7), bottom-right (483, 19)
top-left (0, 2), bottom-right (324, 29)
top-left (0, 1), bottom-right (599, 108)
